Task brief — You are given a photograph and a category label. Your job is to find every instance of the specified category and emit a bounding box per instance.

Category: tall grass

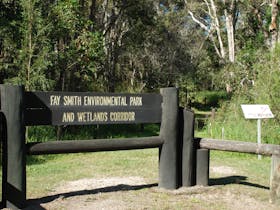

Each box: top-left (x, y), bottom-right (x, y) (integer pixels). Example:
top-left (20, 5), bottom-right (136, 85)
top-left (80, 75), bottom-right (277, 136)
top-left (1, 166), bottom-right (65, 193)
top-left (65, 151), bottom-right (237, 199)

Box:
top-left (197, 98), bottom-right (279, 145)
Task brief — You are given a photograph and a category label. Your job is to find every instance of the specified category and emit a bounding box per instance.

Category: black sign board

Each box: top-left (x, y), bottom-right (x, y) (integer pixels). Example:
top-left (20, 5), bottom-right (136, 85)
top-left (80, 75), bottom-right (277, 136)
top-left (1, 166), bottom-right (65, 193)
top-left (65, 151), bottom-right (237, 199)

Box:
top-left (24, 91), bottom-right (162, 126)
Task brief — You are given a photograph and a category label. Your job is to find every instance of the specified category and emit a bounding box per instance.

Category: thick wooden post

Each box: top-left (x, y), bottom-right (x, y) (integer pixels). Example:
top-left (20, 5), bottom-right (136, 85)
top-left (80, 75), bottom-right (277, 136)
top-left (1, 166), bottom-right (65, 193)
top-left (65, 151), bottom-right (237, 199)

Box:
top-left (270, 155), bottom-right (280, 204)
top-left (0, 85), bottom-right (26, 209)
top-left (159, 87), bottom-right (179, 189)
top-left (196, 148), bottom-right (209, 186)
top-left (0, 111), bottom-right (7, 209)
top-left (182, 109), bottom-right (195, 187)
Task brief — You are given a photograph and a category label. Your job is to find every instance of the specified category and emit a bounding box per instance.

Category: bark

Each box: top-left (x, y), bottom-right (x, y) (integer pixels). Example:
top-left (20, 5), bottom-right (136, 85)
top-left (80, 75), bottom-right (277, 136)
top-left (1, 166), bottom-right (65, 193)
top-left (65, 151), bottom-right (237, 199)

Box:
top-left (209, 0), bottom-right (226, 59)
top-left (270, 0), bottom-right (279, 48)
top-left (27, 10), bottom-right (32, 91)
top-left (188, 10), bottom-right (224, 60)
top-left (223, 0), bottom-right (236, 63)
top-left (198, 138), bottom-right (280, 156)
top-left (89, 0), bottom-right (96, 23)
top-left (188, 0), bottom-right (237, 63)
top-left (25, 0), bottom-right (35, 92)
top-left (188, 0), bottom-right (230, 61)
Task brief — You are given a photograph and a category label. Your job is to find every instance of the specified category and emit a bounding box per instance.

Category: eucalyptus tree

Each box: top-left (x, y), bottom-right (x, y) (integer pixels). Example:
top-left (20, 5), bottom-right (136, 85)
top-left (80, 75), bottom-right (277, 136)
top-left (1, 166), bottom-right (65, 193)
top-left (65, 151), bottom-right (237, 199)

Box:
top-left (186, 0), bottom-right (238, 63)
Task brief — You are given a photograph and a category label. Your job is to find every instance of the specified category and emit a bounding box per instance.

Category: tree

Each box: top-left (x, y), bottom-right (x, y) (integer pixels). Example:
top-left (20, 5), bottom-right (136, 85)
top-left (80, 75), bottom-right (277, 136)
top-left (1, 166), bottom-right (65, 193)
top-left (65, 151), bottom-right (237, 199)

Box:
top-left (43, 0), bottom-right (104, 92)
top-left (89, 0), bottom-right (159, 92)
top-left (270, 0), bottom-right (279, 48)
top-left (0, 0), bottom-right (22, 84)
top-left (1, 0), bottom-right (54, 91)
top-left (187, 0), bottom-right (237, 63)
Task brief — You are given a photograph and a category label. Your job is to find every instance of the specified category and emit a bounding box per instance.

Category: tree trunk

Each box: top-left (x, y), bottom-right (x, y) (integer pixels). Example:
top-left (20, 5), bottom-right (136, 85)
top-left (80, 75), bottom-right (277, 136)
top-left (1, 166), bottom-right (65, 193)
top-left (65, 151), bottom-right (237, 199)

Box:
top-left (89, 0), bottom-right (96, 23)
top-left (210, 0), bottom-right (226, 59)
top-left (223, 0), bottom-right (236, 63)
top-left (270, 0), bottom-right (279, 48)
top-left (224, 10), bottom-right (235, 63)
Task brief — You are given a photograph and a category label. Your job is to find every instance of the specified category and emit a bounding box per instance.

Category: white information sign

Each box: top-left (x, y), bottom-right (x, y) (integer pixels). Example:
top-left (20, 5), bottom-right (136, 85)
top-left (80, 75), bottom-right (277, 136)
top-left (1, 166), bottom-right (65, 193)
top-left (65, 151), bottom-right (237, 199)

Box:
top-left (241, 104), bottom-right (274, 160)
top-left (241, 104), bottom-right (274, 119)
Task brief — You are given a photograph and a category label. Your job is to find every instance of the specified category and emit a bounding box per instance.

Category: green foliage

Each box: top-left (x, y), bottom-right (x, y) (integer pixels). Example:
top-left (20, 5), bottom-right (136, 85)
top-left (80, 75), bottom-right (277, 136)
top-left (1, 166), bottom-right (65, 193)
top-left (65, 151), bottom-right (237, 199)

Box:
top-left (27, 124), bottom-right (160, 142)
top-left (250, 46), bottom-right (280, 123)
top-left (50, 0), bottom-right (80, 37)
top-left (2, 0), bottom-right (54, 90)
top-left (178, 75), bottom-right (196, 107)
top-left (0, 0), bottom-right (22, 83)
top-left (27, 126), bottom-right (57, 142)
top-left (1, 1), bottom-right (279, 145)
top-left (191, 91), bottom-right (229, 110)
top-left (202, 47), bottom-right (280, 145)
top-left (203, 100), bottom-right (258, 141)
top-left (0, 0), bottom-right (105, 91)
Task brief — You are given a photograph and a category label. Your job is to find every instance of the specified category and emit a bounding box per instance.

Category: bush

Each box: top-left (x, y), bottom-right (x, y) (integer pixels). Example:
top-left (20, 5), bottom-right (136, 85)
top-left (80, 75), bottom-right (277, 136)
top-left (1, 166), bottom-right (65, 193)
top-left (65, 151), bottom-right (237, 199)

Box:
top-left (191, 90), bottom-right (229, 110)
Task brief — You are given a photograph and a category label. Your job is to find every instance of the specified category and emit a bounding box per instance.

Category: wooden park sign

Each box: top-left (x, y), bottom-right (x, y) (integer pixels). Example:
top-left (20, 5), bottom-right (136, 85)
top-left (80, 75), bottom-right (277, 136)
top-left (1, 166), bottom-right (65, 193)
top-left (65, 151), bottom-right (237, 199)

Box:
top-left (24, 91), bottom-right (162, 125)
top-left (0, 85), bottom-right (182, 209)
top-left (2, 85), bottom-right (277, 209)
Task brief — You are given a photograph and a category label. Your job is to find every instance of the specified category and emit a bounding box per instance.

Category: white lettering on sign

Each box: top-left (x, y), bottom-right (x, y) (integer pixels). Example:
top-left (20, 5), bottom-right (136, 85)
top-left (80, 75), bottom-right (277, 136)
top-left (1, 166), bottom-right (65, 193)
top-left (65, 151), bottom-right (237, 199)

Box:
top-left (241, 104), bottom-right (274, 119)
top-left (110, 112), bottom-right (135, 122)
top-left (129, 97), bottom-right (142, 106)
top-left (76, 112), bottom-right (108, 122)
top-left (50, 95), bottom-right (61, 106)
top-left (49, 95), bottom-right (145, 107)
top-left (62, 112), bottom-right (75, 122)
top-left (83, 96), bottom-right (127, 106)
top-left (63, 96), bottom-right (82, 106)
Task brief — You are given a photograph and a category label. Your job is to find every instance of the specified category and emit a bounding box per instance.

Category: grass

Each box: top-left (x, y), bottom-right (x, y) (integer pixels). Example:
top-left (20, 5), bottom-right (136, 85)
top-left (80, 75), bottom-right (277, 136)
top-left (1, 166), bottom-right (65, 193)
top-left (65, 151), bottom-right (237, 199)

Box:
top-left (26, 149), bottom-right (159, 198)
top-left (210, 151), bottom-right (271, 185)
top-left (22, 148), bottom-right (275, 209)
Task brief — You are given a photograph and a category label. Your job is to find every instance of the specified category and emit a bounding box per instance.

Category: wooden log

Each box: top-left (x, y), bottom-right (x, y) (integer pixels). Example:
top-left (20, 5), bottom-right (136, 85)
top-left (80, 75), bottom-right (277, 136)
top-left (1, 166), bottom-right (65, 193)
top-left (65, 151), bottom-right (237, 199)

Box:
top-left (196, 149), bottom-right (209, 186)
top-left (270, 155), bottom-right (280, 204)
top-left (0, 85), bottom-right (26, 209)
top-left (197, 138), bottom-right (280, 156)
top-left (26, 136), bottom-right (163, 155)
top-left (182, 109), bottom-right (195, 187)
top-left (159, 87), bottom-right (179, 189)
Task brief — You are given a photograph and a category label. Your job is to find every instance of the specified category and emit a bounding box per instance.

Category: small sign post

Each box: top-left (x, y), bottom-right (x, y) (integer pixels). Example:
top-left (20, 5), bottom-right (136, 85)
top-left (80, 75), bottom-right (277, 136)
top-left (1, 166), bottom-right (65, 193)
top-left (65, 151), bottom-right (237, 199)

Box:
top-left (241, 104), bottom-right (274, 160)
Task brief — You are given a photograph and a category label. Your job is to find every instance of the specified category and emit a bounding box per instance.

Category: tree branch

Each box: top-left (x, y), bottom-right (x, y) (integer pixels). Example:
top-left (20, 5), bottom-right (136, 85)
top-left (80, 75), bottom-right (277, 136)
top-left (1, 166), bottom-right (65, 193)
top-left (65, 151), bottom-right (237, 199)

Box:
top-left (188, 11), bottom-right (210, 32)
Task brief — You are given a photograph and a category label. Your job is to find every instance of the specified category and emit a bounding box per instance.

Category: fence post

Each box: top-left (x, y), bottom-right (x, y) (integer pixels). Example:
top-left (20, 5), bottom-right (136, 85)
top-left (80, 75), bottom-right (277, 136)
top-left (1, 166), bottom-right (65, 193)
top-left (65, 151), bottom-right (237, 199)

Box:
top-left (182, 109), bottom-right (195, 187)
top-left (159, 87), bottom-right (179, 189)
top-left (270, 155), bottom-right (280, 204)
top-left (196, 148), bottom-right (209, 186)
top-left (0, 85), bottom-right (26, 209)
